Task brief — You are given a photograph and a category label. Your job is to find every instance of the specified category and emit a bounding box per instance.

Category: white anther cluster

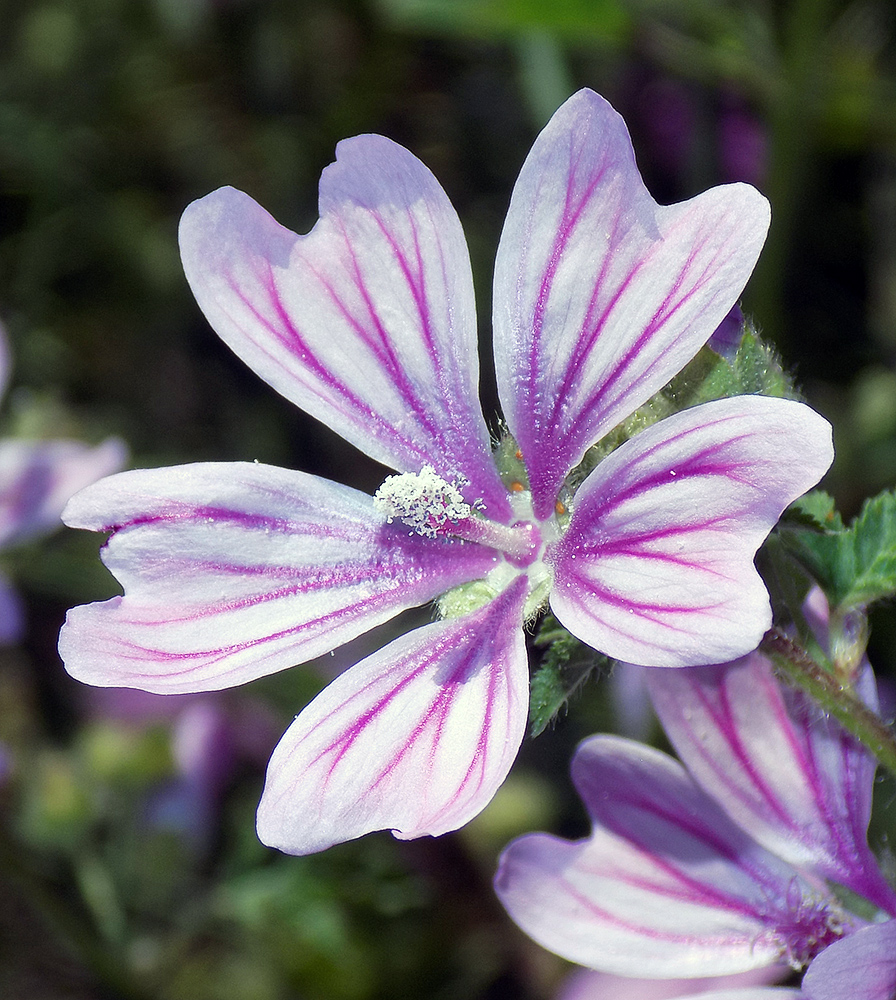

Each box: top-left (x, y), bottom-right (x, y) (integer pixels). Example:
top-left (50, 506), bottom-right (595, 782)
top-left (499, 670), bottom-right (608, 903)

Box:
top-left (373, 465), bottom-right (471, 537)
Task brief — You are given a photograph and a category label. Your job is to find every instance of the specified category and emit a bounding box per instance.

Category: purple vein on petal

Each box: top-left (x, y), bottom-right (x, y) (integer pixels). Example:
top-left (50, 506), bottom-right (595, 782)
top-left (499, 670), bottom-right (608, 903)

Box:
top-left (307, 633), bottom-right (505, 808)
top-left (256, 578), bottom-right (529, 854)
top-left (540, 864), bottom-right (756, 948)
top-left (565, 204), bottom-right (742, 436)
top-left (221, 259), bottom-right (443, 474)
top-left (648, 658), bottom-right (896, 914)
top-left (494, 92), bottom-right (770, 518)
top-left (60, 462), bottom-right (501, 693)
top-left (180, 164), bottom-right (511, 517)
top-left (495, 813), bottom-right (797, 976)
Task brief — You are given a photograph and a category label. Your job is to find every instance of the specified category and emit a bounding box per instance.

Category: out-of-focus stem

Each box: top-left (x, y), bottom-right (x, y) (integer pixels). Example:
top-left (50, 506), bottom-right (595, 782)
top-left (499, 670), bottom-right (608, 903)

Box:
top-left (762, 627), bottom-right (896, 779)
top-left (515, 32), bottom-right (574, 129)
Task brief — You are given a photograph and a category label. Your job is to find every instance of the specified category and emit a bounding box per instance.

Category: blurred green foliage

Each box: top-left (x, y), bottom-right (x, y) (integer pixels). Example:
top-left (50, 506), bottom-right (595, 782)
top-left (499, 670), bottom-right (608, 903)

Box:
top-left (3, 0), bottom-right (896, 997)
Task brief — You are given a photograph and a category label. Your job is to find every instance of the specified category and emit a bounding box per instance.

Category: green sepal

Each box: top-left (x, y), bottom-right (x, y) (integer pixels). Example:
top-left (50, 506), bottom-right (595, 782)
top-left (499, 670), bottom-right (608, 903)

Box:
top-left (528, 617), bottom-right (608, 736)
top-left (779, 489), bottom-right (896, 611)
top-left (493, 432), bottom-right (528, 490)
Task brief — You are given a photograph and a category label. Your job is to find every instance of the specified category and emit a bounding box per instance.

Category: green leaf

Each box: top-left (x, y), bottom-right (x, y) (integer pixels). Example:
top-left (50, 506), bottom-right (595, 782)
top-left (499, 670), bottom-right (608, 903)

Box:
top-left (779, 490), bottom-right (896, 610)
top-left (374, 0), bottom-right (630, 42)
top-left (783, 489), bottom-right (845, 531)
top-left (724, 330), bottom-right (797, 398)
top-left (529, 621), bottom-right (606, 736)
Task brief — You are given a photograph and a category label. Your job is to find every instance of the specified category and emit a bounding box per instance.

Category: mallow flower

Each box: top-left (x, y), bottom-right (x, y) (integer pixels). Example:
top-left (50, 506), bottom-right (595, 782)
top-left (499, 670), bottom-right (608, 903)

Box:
top-left (494, 590), bottom-right (896, 984)
top-left (0, 321), bottom-right (125, 642)
top-left (59, 89), bottom-right (832, 855)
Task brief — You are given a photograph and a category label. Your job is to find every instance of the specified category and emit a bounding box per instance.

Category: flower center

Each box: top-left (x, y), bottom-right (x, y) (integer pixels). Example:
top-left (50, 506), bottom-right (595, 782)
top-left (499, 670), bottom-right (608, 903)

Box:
top-left (373, 466), bottom-right (560, 623)
top-left (772, 884), bottom-right (848, 970)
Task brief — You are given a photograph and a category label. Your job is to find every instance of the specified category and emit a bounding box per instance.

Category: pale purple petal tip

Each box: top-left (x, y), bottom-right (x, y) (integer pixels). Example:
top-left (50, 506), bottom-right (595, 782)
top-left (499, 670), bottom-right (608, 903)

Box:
top-left (549, 395), bottom-right (833, 667)
top-left (675, 993), bottom-right (800, 1000)
top-left (256, 578), bottom-right (529, 854)
top-left (707, 304), bottom-right (745, 360)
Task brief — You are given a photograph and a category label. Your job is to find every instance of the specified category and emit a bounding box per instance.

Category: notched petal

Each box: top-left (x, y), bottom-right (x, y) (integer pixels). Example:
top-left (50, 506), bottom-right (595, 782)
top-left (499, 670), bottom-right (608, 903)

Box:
top-left (548, 396), bottom-right (833, 667)
top-left (494, 89), bottom-right (771, 518)
top-left (256, 578), bottom-right (529, 854)
top-left (179, 141), bottom-right (509, 518)
top-left (59, 463), bottom-right (499, 693)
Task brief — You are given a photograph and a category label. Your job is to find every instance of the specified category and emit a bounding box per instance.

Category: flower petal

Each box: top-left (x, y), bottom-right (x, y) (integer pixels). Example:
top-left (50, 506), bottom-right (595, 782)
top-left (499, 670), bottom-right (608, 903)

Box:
top-left (802, 923), bottom-right (896, 1000)
top-left (674, 994), bottom-right (800, 1000)
top-left (493, 89), bottom-right (770, 518)
top-left (179, 142), bottom-right (510, 519)
top-left (548, 395), bottom-right (833, 667)
top-left (0, 437), bottom-right (126, 549)
top-left (558, 966), bottom-right (791, 1000)
top-left (256, 578), bottom-right (529, 854)
top-left (59, 463), bottom-right (499, 693)
top-left (645, 652), bottom-right (896, 914)
top-left (495, 736), bottom-right (836, 977)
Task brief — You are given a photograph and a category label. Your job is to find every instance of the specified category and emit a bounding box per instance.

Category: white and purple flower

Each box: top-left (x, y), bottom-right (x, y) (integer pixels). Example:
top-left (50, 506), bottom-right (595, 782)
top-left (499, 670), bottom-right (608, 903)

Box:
top-left (59, 90), bottom-right (832, 855)
top-left (0, 322), bottom-right (125, 642)
top-left (494, 592), bottom-right (896, 988)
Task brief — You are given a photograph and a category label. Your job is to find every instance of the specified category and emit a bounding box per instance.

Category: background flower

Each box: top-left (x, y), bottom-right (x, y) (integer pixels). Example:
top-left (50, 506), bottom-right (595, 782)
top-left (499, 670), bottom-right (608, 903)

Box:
top-left (0, 321), bottom-right (125, 642)
top-left (495, 606), bottom-right (896, 981)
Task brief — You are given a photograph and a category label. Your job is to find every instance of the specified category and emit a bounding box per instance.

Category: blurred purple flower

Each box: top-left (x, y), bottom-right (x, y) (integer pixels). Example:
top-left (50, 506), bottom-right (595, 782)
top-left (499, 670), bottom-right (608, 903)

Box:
top-left (0, 321), bottom-right (125, 643)
top-left (149, 699), bottom-right (237, 846)
top-left (636, 78), bottom-right (697, 180)
top-left (60, 90), bottom-right (831, 855)
top-left (718, 97), bottom-right (768, 187)
top-left (495, 591), bottom-right (896, 980)
top-left (87, 687), bottom-right (280, 847)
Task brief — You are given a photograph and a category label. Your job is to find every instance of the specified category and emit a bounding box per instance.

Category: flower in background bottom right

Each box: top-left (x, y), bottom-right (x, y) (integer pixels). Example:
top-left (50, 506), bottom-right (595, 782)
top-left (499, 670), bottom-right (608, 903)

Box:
top-left (495, 590), bottom-right (896, 998)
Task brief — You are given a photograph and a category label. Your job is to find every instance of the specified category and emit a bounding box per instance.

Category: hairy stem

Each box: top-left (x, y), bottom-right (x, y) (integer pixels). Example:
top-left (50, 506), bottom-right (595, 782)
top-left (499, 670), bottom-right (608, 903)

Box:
top-left (762, 628), bottom-right (896, 779)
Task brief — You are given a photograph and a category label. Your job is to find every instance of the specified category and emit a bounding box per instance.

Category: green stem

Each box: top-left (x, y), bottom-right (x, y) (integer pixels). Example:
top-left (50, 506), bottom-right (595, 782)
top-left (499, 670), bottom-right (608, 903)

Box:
top-left (515, 31), bottom-right (573, 129)
top-left (761, 628), bottom-right (896, 780)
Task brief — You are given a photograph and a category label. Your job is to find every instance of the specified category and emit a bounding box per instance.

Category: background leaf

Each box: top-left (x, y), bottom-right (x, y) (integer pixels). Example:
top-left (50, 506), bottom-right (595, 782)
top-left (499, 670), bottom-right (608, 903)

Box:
top-left (780, 490), bottom-right (896, 610)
